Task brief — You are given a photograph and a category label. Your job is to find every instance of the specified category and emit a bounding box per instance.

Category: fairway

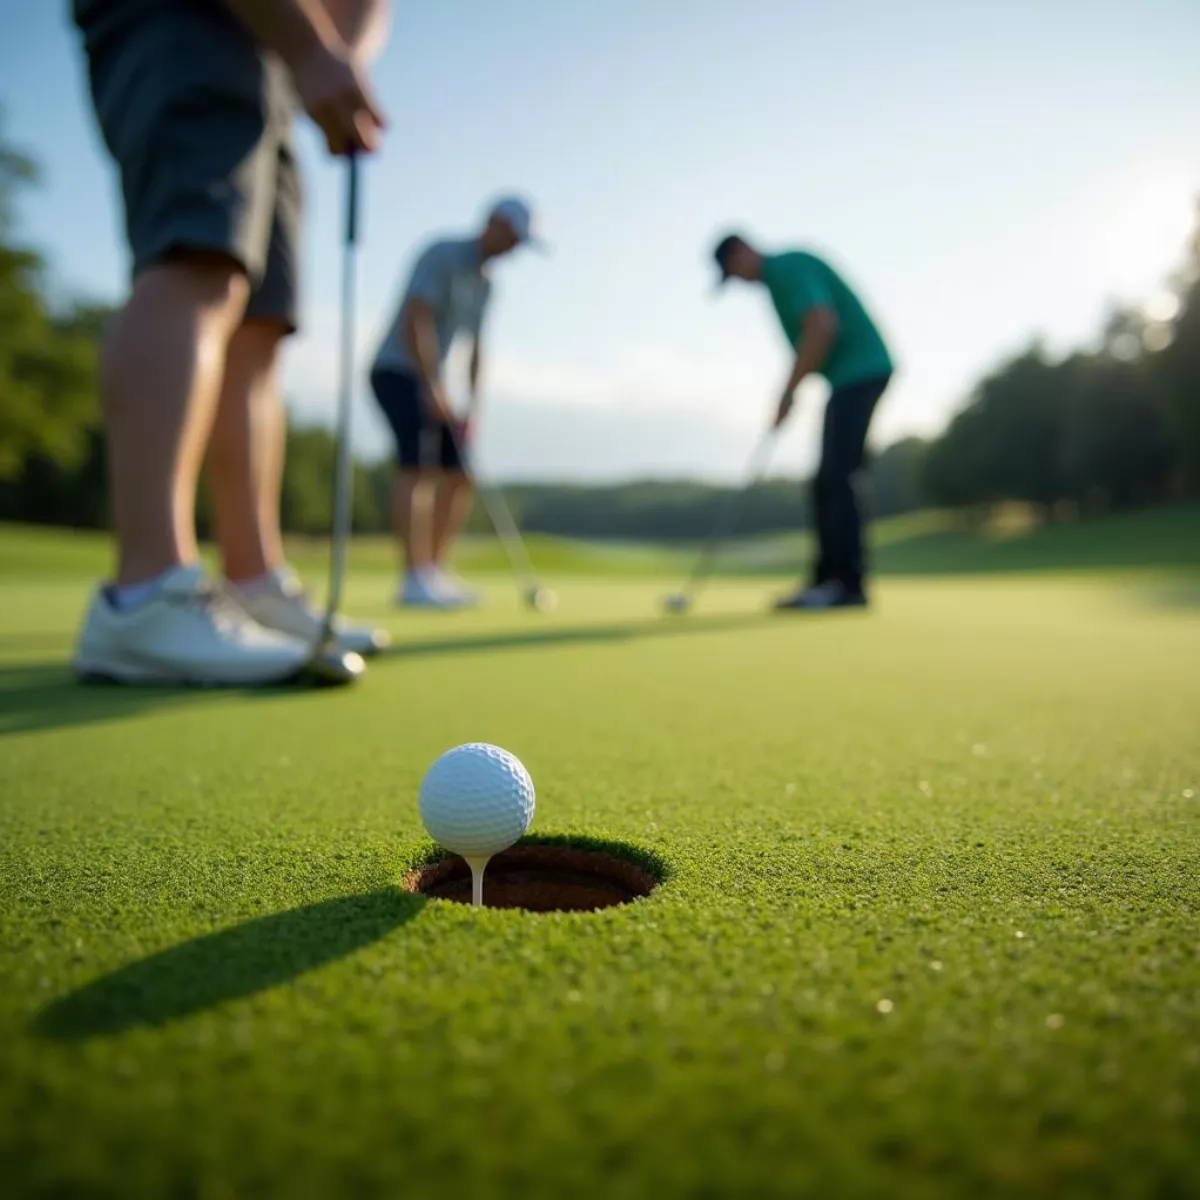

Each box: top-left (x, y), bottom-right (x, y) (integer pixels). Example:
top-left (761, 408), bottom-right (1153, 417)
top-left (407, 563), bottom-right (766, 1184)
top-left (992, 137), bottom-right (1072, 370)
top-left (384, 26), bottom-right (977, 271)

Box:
top-left (2, 527), bottom-right (1199, 1197)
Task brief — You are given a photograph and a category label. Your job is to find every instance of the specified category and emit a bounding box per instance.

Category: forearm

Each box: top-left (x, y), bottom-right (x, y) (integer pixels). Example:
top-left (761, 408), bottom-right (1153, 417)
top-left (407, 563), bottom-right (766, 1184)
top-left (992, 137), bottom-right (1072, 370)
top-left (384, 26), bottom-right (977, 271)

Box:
top-left (785, 311), bottom-right (836, 393)
top-left (321, 0), bottom-right (389, 58)
top-left (220, 0), bottom-right (341, 65)
top-left (403, 308), bottom-right (442, 392)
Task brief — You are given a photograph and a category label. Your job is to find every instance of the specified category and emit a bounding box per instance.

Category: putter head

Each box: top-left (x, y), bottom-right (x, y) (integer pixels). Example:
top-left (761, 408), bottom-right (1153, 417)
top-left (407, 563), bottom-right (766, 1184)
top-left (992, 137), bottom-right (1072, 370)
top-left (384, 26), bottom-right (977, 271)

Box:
top-left (302, 645), bottom-right (366, 687)
top-left (663, 593), bottom-right (691, 615)
top-left (526, 586), bottom-right (557, 613)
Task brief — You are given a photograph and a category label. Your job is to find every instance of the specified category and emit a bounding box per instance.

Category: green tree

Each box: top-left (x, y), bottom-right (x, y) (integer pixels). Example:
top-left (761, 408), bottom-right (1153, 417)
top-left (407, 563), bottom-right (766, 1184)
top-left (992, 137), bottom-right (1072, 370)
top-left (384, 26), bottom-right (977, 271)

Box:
top-left (921, 404), bottom-right (999, 517)
top-left (1152, 199), bottom-right (1200, 494)
top-left (1058, 353), bottom-right (1173, 512)
top-left (275, 423), bottom-right (386, 536)
top-left (869, 437), bottom-right (928, 519)
top-left (0, 121), bottom-right (101, 482)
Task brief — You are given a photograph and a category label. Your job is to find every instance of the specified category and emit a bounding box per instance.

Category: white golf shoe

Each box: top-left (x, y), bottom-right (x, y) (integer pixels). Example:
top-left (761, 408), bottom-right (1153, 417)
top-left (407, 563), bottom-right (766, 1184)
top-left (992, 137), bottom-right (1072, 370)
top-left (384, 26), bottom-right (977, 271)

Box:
top-left (432, 567), bottom-right (481, 608)
top-left (73, 564), bottom-right (312, 686)
top-left (398, 569), bottom-right (469, 610)
top-left (225, 566), bottom-right (390, 657)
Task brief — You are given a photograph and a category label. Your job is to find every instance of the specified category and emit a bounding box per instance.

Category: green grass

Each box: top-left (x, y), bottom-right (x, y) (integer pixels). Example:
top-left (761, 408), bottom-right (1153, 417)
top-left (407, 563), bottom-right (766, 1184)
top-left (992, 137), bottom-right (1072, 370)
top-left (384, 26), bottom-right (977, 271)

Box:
top-left (1, 514), bottom-right (1199, 1198)
top-left (683, 502), bottom-right (1200, 578)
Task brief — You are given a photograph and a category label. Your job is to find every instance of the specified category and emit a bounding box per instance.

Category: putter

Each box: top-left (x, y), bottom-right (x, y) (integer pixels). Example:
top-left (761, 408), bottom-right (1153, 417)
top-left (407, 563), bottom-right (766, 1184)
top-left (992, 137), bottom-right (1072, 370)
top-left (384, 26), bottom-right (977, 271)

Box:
top-left (303, 154), bottom-right (367, 685)
top-left (662, 427), bottom-right (777, 615)
top-left (445, 422), bottom-right (557, 613)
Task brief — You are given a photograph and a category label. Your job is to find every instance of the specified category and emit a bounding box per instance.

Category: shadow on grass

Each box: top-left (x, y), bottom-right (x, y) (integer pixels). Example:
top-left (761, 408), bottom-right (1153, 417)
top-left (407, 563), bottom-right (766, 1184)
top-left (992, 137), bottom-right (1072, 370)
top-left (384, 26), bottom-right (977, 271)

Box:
top-left (0, 663), bottom-right (206, 738)
top-left (0, 659), bottom-right (368, 739)
top-left (1, 614), bottom-right (771, 735)
top-left (35, 888), bottom-right (425, 1041)
top-left (386, 611), bottom-right (772, 661)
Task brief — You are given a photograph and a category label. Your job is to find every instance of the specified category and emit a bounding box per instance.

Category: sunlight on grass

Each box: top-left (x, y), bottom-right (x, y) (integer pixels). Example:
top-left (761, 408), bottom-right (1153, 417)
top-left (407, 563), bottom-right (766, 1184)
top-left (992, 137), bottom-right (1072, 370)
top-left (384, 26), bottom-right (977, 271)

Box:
top-left (1, 514), bottom-right (1198, 1196)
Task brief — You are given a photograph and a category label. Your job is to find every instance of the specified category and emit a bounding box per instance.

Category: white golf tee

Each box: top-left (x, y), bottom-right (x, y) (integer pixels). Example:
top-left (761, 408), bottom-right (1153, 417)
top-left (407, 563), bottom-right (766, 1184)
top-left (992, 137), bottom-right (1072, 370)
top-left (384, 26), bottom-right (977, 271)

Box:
top-left (465, 855), bottom-right (491, 907)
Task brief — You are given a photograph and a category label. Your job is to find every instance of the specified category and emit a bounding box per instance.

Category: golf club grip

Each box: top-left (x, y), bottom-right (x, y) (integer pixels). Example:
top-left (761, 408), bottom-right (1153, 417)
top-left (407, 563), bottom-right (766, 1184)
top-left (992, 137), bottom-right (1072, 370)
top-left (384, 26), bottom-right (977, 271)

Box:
top-left (345, 152), bottom-right (359, 246)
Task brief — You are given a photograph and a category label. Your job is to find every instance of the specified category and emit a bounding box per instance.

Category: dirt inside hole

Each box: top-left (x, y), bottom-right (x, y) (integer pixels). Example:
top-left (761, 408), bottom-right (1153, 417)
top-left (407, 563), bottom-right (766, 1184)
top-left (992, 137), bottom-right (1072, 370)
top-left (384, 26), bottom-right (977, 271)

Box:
top-left (404, 845), bottom-right (659, 913)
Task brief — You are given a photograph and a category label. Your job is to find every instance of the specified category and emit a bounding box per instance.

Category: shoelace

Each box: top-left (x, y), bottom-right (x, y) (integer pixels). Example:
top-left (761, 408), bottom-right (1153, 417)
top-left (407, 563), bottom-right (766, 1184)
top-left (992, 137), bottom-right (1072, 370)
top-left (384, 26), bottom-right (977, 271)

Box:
top-left (171, 582), bottom-right (258, 635)
top-left (233, 577), bottom-right (335, 633)
top-left (280, 583), bottom-right (326, 625)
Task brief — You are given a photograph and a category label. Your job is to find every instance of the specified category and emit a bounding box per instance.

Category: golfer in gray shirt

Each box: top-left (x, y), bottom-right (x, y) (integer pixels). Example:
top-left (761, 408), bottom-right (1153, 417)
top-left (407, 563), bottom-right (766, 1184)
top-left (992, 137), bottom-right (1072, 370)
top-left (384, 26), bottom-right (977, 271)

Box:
top-left (370, 198), bottom-right (544, 608)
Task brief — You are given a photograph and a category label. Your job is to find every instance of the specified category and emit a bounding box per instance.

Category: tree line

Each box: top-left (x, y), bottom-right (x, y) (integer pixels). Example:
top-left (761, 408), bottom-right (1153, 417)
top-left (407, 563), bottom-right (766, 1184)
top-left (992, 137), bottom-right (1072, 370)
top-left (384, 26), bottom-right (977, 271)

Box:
top-left (920, 271), bottom-right (1200, 518)
top-left (1, 123), bottom-right (1198, 543)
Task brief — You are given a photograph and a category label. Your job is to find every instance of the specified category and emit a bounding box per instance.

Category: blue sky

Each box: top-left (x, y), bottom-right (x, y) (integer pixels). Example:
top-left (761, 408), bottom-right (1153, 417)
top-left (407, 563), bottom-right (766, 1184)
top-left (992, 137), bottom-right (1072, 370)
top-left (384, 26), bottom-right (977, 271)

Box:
top-left (3, 0), bottom-right (1198, 480)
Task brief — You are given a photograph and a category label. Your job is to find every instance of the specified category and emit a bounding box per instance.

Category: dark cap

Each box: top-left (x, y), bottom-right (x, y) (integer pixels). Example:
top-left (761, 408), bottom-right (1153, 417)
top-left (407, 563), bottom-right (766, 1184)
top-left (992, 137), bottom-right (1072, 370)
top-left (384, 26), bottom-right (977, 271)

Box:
top-left (712, 232), bottom-right (746, 285)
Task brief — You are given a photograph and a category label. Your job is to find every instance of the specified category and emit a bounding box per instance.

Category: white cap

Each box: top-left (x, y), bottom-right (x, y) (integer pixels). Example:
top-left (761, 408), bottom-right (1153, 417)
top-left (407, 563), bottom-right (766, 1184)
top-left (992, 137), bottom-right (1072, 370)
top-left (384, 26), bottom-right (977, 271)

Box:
top-left (490, 196), bottom-right (546, 249)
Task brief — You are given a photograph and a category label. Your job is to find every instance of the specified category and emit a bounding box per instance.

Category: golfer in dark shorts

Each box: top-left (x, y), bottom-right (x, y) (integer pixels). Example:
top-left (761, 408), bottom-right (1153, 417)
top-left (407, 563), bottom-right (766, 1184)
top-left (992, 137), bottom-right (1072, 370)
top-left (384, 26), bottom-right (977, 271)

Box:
top-left (714, 233), bottom-right (894, 610)
top-left (68, 0), bottom-right (388, 685)
top-left (370, 198), bottom-right (544, 609)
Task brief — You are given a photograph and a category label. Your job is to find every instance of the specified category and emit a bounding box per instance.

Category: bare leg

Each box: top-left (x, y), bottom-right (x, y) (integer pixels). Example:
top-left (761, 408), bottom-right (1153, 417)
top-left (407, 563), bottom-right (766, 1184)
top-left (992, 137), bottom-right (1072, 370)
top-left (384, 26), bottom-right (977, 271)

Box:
top-left (394, 468), bottom-right (435, 573)
top-left (100, 255), bottom-right (249, 585)
top-left (206, 320), bottom-right (289, 582)
top-left (431, 470), bottom-right (474, 567)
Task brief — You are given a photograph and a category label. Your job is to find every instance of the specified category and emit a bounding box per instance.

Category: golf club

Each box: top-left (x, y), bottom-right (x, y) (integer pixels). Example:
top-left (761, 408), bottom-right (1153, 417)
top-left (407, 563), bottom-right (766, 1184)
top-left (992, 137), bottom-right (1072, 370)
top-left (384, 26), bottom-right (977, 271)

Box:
top-left (302, 154), bottom-right (367, 685)
top-left (444, 422), bottom-right (557, 613)
top-left (662, 427), bottom-right (777, 615)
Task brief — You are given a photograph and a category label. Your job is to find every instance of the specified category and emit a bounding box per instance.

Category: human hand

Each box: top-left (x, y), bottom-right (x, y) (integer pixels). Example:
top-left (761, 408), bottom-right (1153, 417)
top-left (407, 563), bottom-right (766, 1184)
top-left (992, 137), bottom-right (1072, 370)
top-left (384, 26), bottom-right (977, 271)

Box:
top-left (290, 41), bottom-right (385, 155)
top-left (423, 381), bottom-right (455, 425)
top-left (450, 416), bottom-right (473, 448)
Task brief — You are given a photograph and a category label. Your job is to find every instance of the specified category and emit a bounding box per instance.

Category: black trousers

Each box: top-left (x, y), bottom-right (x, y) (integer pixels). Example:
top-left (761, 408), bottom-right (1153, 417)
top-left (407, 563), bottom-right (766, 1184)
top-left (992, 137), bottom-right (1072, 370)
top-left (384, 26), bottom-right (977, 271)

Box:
top-left (811, 375), bottom-right (891, 594)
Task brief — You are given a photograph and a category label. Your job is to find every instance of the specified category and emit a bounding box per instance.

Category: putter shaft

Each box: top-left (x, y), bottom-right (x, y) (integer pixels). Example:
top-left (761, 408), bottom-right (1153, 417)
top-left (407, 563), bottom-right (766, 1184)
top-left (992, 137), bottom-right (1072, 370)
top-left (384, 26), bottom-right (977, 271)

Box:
top-left (675, 429), bottom-right (777, 604)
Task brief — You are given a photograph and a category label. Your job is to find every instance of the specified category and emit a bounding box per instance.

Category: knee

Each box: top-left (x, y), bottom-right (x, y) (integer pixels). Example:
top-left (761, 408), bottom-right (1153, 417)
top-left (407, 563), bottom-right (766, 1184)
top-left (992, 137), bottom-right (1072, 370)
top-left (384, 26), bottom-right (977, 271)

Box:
top-left (397, 469), bottom-right (433, 496)
top-left (101, 254), bottom-right (251, 424)
top-left (134, 250), bottom-right (251, 325)
top-left (231, 319), bottom-right (287, 370)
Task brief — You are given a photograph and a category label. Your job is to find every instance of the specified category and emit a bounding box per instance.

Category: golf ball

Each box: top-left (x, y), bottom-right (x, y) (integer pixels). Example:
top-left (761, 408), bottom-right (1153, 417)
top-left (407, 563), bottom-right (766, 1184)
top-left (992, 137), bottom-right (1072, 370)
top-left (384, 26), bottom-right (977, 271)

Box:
top-left (527, 586), bottom-right (558, 613)
top-left (418, 743), bottom-right (536, 858)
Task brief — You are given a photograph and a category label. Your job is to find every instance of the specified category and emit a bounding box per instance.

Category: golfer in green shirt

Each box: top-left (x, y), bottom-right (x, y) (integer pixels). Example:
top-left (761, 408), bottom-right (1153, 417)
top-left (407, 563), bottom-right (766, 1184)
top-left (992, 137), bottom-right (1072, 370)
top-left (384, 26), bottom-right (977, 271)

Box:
top-left (714, 232), bottom-right (894, 609)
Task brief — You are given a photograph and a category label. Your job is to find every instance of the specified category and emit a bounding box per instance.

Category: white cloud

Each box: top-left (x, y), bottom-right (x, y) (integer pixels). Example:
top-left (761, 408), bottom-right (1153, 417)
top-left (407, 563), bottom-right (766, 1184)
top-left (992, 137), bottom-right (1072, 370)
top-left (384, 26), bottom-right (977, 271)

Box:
top-left (280, 306), bottom-right (789, 475)
top-left (483, 353), bottom-right (614, 407)
top-left (482, 342), bottom-right (774, 416)
top-left (281, 308), bottom-right (921, 482)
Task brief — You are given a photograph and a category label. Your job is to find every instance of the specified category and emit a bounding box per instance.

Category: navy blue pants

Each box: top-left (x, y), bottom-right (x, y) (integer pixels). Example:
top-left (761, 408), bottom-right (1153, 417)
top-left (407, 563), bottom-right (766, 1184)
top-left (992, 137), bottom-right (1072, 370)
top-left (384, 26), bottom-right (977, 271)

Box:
top-left (811, 375), bottom-right (890, 595)
top-left (369, 367), bottom-right (467, 472)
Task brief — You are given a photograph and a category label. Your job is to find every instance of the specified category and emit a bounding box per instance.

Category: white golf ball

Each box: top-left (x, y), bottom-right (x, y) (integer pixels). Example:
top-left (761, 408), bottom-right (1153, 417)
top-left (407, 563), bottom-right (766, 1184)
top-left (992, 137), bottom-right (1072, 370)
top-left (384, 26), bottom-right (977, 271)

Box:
top-left (418, 743), bottom-right (536, 858)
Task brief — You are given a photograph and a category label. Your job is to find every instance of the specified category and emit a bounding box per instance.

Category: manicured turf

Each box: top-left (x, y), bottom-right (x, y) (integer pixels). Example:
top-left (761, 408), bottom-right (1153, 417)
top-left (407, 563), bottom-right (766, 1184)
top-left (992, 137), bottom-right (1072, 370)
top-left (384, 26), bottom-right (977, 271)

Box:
top-left (1, 518), bottom-right (1198, 1198)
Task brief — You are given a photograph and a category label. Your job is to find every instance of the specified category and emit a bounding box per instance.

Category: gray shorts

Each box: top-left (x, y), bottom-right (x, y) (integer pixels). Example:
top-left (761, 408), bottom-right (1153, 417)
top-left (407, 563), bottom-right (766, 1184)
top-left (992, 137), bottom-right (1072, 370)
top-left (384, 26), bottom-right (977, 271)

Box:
top-left (79, 3), bottom-right (302, 329)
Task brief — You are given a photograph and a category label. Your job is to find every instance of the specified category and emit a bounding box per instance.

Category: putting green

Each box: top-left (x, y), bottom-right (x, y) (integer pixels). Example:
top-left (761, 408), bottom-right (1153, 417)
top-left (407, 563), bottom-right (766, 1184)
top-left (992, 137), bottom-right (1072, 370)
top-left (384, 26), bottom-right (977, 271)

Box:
top-left (1, 528), bottom-right (1198, 1197)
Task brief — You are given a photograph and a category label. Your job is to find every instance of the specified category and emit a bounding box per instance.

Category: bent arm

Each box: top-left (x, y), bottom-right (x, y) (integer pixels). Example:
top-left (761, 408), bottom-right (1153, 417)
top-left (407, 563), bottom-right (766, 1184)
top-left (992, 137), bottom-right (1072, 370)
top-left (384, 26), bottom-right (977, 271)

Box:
top-left (784, 305), bottom-right (838, 394)
top-left (320, 0), bottom-right (389, 59)
top-left (402, 298), bottom-right (443, 396)
top-left (220, 0), bottom-right (341, 65)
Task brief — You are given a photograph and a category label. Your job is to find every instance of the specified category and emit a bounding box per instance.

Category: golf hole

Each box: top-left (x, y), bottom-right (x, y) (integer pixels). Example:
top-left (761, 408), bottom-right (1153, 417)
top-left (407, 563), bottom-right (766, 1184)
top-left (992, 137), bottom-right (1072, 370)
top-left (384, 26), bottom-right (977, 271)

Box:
top-left (404, 844), bottom-right (660, 913)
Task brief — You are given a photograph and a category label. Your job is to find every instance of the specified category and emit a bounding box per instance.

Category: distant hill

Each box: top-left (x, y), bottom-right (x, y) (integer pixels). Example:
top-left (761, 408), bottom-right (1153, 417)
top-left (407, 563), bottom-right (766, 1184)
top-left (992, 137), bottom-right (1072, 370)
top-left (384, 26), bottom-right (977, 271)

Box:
top-left (2, 503), bottom-right (1197, 583)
